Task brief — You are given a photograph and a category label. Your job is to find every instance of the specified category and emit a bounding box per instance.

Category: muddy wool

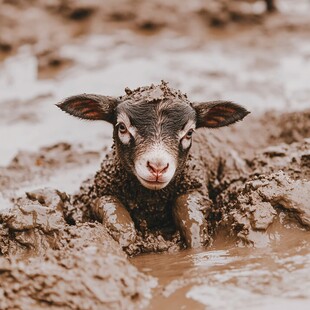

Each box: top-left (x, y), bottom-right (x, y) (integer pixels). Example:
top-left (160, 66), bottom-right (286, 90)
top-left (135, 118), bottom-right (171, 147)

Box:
top-left (58, 81), bottom-right (249, 253)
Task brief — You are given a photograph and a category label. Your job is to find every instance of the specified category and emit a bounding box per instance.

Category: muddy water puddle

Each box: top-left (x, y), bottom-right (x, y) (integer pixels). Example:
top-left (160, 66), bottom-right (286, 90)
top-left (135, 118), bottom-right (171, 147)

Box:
top-left (132, 231), bottom-right (310, 309)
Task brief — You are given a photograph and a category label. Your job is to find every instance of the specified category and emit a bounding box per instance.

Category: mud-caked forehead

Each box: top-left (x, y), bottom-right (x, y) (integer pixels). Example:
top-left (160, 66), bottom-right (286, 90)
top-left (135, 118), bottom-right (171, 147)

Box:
top-left (116, 99), bottom-right (196, 139)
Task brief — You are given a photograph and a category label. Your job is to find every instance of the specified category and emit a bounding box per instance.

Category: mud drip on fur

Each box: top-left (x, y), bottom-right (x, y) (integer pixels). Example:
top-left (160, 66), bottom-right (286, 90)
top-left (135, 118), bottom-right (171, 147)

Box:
top-left (57, 81), bottom-right (250, 251)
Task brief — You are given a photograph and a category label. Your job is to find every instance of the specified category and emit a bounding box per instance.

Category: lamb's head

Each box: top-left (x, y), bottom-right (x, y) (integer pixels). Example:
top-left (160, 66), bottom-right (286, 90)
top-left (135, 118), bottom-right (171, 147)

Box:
top-left (57, 82), bottom-right (249, 190)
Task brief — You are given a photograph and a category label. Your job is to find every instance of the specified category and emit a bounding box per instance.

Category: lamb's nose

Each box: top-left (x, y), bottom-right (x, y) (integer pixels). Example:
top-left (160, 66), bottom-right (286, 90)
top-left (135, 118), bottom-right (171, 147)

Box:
top-left (147, 161), bottom-right (169, 176)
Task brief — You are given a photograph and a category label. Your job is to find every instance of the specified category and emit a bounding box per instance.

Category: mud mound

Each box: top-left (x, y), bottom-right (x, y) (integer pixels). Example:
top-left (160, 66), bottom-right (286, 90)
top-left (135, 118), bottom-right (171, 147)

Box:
top-left (0, 240), bottom-right (155, 310)
top-left (0, 189), bottom-right (66, 257)
top-left (218, 139), bottom-right (310, 247)
top-left (0, 188), bottom-right (155, 309)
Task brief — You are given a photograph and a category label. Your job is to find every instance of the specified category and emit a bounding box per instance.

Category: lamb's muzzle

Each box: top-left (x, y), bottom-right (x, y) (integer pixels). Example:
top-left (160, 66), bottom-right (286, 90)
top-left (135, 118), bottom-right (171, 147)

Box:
top-left (134, 142), bottom-right (176, 190)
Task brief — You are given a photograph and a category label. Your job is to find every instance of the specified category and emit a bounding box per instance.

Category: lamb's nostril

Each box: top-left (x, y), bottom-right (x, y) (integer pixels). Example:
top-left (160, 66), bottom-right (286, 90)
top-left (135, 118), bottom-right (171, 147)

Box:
top-left (160, 163), bottom-right (169, 174)
top-left (147, 161), bottom-right (169, 176)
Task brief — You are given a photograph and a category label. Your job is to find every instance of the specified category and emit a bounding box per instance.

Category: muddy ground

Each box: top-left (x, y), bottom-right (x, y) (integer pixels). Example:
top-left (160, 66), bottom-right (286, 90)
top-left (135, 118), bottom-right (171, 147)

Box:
top-left (1, 0), bottom-right (310, 309)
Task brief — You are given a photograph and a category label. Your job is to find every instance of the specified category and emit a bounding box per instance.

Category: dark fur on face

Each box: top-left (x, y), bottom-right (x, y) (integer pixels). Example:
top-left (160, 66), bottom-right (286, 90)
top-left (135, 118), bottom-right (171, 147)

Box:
top-left (114, 98), bottom-right (196, 177)
top-left (57, 81), bottom-right (250, 190)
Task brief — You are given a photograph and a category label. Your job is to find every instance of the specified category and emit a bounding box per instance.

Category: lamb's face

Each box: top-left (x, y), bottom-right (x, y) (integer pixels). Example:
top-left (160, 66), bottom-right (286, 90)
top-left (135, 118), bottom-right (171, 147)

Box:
top-left (57, 83), bottom-right (250, 191)
top-left (114, 100), bottom-right (196, 190)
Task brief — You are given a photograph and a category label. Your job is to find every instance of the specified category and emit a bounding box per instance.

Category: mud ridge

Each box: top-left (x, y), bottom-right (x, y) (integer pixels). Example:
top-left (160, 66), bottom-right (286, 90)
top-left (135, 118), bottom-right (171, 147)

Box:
top-left (0, 188), bottom-right (156, 309)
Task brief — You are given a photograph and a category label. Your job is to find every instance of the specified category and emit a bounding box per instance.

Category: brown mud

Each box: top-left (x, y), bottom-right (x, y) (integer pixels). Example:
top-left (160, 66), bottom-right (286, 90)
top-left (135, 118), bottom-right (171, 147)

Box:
top-left (1, 0), bottom-right (310, 309)
top-left (0, 188), bottom-right (156, 309)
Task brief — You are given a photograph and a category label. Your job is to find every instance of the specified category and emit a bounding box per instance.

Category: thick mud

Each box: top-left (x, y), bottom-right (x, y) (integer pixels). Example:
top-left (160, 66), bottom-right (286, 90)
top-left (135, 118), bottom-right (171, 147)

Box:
top-left (1, 0), bottom-right (310, 309)
top-left (0, 188), bottom-right (156, 309)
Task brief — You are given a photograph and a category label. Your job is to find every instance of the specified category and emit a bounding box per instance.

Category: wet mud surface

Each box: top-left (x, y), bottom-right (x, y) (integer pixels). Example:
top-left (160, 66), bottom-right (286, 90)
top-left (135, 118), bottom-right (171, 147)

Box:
top-left (0, 188), bottom-right (156, 309)
top-left (1, 0), bottom-right (310, 308)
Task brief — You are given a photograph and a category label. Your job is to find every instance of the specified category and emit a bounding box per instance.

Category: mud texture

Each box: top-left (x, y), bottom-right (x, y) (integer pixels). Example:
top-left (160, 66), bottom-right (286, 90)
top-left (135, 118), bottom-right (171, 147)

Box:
top-left (195, 110), bottom-right (310, 247)
top-left (0, 188), bottom-right (155, 309)
top-left (0, 143), bottom-right (100, 192)
top-left (217, 137), bottom-right (310, 246)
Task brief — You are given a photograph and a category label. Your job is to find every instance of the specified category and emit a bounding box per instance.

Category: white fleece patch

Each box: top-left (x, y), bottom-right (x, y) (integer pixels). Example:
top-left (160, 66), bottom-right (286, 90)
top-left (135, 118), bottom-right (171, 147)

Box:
top-left (134, 142), bottom-right (177, 190)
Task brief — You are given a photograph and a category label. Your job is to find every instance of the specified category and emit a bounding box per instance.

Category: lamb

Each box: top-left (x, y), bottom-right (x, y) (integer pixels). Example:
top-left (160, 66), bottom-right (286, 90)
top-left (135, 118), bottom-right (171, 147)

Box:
top-left (57, 81), bottom-right (249, 249)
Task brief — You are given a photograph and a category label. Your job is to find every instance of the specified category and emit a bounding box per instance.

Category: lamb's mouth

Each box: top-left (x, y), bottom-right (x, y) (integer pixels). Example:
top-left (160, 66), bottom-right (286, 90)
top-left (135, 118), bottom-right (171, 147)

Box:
top-left (137, 176), bottom-right (170, 190)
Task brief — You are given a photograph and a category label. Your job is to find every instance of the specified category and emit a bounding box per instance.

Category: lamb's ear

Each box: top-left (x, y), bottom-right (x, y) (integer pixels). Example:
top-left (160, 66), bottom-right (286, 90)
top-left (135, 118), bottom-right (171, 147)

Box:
top-left (56, 94), bottom-right (119, 123)
top-left (193, 101), bottom-right (250, 128)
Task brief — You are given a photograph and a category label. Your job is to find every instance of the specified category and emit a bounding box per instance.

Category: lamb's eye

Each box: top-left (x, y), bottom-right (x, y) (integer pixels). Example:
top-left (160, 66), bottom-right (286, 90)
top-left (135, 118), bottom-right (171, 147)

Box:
top-left (185, 129), bottom-right (194, 140)
top-left (118, 122), bottom-right (128, 134)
